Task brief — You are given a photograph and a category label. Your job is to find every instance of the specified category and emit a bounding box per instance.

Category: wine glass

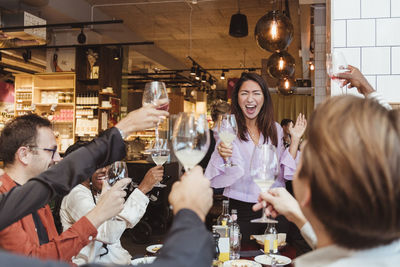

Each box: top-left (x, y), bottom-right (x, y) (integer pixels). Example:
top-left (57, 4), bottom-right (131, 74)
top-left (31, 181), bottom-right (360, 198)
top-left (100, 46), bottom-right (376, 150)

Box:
top-left (172, 112), bottom-right (210, 172)
top-left (142, 81), bottom-right (169, 149)
top-left (217, 114), bottom-right (238, 167)
top-left (250, 144), bottom-right (279, 223)
top-left (150, 139), bottom-right (169, 188)
top-left (326, 51), bottom-right (349, 94)
top-left (108, 161), bottom-right (128, 220)
top-left (108, 161), bottom-right (128, 186)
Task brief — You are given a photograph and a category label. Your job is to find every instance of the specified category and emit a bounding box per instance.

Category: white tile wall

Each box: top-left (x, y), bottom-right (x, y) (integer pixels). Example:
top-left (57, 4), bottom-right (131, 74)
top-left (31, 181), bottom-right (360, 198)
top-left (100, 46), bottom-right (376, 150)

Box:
top-left (377, 18), bottom-right (400, 46)
top-left (333, 20), bottom-right (346, 47)
top-left (361, 0), bottom-right (390, 18)
top-left (334, 47), bottom-right (361, 69)
top-left (392, 0), bottom-right (400, 17)
top-left (330, 0), bottom-right (400, 103)
top-left (347, 19), bottom-right (375, 47)
top-left (364, 75), bottom-right (377, 89)
top-left (377, 75), bottom-right (400, 102)
top-left (392, 47), bottom-right (400, 74)
top-left (362, 47), bottom-right (391, 74)
top-left (333, 0), bottom-right (360, 19)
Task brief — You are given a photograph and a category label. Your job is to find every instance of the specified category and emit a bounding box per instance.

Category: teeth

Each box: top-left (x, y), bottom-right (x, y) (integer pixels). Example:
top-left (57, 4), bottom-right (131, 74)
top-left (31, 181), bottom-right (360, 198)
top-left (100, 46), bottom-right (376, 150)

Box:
top-left (246, 105), bottom-right (256, 108)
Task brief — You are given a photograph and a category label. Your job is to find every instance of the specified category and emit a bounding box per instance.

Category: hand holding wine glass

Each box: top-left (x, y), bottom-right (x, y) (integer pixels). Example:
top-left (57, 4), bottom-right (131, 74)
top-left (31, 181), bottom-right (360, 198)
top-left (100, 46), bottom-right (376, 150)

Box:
top-left (172, 113), bottom-right (210, 172)
top-left (150, 139), bottom-right (169, 188)
top-left (217, 114), bottom-right (238, 167)
top-left (142, 81), bottom-right (169, 149)
top-left (250, 144), bottom-right (279, 223)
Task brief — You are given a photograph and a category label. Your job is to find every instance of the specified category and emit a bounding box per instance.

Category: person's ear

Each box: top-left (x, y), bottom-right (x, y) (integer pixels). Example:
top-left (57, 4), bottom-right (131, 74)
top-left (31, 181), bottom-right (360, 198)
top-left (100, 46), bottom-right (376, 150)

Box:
top-left (16, 146), bottom-right (31, 165)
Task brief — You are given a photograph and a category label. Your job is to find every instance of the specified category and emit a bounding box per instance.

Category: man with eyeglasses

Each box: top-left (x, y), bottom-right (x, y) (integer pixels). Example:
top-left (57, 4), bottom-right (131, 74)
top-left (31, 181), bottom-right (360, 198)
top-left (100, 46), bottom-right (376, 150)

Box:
top-left (0, 114), bottom-right (132, 263)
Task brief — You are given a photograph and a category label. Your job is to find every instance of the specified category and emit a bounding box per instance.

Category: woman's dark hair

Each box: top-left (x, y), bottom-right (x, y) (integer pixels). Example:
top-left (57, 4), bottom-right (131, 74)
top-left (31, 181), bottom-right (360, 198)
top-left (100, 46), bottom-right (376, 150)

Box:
top-left (231, 72), bottom-right (277, 146)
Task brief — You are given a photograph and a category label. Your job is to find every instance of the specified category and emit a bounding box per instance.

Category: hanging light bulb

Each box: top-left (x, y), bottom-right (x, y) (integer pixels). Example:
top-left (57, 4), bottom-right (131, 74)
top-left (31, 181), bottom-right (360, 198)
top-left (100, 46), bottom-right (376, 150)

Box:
top-left (309, 61), bottom-right (315, 71)
top-left (229, 0), bottom-right (248, 38)
top-left (278, 77), bottom-right (295, 95)
top-left (266, 50), bottom-right (295, 79)
top-left (278, 57), bottom-right (285, 70)
top-left (270, 20), bottom-right (278, 40)
top-left (255, 10), bottom-right (294, 53)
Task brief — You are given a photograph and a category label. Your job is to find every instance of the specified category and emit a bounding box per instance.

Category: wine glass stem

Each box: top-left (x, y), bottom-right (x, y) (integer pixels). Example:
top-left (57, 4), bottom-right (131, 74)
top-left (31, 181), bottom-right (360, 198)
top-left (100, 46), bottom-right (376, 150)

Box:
top-left (155, 124), bottom-right (160, 149)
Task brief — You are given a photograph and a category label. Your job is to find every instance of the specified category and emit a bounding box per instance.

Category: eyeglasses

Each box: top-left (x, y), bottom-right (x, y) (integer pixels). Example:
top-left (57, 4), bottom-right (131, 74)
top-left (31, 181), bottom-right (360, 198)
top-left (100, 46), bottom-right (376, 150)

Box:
top-left (29, 146), bottom-right (58, 159)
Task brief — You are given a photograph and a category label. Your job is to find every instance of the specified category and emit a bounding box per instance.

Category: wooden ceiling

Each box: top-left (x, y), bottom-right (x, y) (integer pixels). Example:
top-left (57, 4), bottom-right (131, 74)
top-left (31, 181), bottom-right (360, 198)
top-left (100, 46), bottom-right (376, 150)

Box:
top-left (85, 0), bottom-right (304, 83)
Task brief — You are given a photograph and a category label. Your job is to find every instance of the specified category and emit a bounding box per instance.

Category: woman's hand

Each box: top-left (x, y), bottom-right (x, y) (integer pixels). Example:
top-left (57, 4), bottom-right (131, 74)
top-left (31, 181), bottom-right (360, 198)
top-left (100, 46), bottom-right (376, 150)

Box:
top-left (336, 65), bottom-right (375, 96)
top-left (253, 187), bottom-right (308, 229)
top-left (138, 166), bottom-right (164, 194)
top-left (289, 113), bottom-right (307, 142)
top-left (217, 142), bottom-right (233, 159)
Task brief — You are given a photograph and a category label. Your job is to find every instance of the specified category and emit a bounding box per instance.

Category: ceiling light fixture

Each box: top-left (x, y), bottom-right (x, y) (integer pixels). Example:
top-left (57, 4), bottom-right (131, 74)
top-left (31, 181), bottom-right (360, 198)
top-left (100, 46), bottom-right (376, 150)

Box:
top-left (220, 71), bottom-right (225, 80)
top-left (190, 65), bottom-right (196, 76)
top-left (267, 50), bottom-right (295, 79)
top-left (229, 0), bottom-right (248, 38)
top-left (255, 9), bottom-right (294, 52)
top-left (77, 28), bottom-right (86, 44)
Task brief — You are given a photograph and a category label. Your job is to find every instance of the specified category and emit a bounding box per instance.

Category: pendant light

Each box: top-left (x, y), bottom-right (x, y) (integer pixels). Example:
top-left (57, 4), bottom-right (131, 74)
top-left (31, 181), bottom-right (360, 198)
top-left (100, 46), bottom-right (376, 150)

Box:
top-left (266, 50), bottom-right (295, 79)
top-left (277, 77), bottom-right (295, 95)
top-left (255, 10), bottom-right (293, 52)
top-left (229, 0), bottom-right (248, 38)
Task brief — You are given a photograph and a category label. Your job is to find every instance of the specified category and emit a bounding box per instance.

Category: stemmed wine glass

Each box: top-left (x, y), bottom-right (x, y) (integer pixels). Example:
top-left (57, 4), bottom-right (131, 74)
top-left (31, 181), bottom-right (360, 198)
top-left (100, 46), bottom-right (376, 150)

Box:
top-left (108, 161), bottom-right (128, 220)
top-left (326, 51), bottom-right (349, 94)
top-left (172, 112), bottom-right (210, 172)
top-left (142, 81), bottom-right (169, 149)
top-left (250, 144), bottom-right (279, 223)
top-left (217, 114), bottom-right (238, 167)
top-left (150, 138), bottom-right (169, 188)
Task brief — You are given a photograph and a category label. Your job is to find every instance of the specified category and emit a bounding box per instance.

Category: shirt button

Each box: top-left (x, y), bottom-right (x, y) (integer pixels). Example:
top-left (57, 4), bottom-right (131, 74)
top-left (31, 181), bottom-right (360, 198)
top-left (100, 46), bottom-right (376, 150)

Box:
top-left (88, 236), bottom-right (93, 241)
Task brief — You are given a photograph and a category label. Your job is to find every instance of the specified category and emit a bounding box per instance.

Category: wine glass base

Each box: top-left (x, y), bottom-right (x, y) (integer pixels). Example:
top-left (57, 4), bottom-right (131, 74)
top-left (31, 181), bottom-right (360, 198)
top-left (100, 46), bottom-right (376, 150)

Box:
top-left (251, 217), bottom-right (278, 223)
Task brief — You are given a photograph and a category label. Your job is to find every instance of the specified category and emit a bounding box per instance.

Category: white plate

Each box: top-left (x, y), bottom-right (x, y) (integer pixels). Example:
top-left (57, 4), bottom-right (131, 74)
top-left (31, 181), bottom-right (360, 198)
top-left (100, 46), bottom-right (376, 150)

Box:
top-left (131, 256), bottom-right (156, 265)
top-left (254, 254), bottom-right (291, 266)
top-left (223, 259), bottom-right (262, 267)
top-left (146, 244), bottom-right (163, 254)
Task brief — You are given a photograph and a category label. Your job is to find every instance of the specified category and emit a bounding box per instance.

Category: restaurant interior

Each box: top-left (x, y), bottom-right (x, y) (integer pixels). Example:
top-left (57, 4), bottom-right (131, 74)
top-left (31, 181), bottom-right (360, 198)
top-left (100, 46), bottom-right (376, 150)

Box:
top-left (0, 0), bottom-right (399, 266)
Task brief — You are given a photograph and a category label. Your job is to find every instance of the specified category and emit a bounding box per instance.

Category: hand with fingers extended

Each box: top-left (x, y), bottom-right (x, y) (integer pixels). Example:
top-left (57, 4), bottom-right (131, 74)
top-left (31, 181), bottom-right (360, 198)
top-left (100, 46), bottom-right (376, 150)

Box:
top-left (289, 113), bottom-right (307, 142)
top-left (168, 166), bottom-right (213, 222)
top-left (115, 105), bottom-right (169, 137)
top-left (85, 178), bottom-right (131, 228)
top-left (335, 65), bottom-right (375, 96)
top-left (252, 187), bottom-right (308, 229)
top-left (217, 141), bottom-right (233, 160)
top-left (138, 166), bottom-right (164, 194)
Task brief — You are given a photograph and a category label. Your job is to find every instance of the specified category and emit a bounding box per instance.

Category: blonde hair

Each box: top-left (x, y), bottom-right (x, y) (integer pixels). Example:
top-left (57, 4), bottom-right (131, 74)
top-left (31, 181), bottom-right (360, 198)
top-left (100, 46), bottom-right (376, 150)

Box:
top-left (299, 95), bottom-right (400, 249)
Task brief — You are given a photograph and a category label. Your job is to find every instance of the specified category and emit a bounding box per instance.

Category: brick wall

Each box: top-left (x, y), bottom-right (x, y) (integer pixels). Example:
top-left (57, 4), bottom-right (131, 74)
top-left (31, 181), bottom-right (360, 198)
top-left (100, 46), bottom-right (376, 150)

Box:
top-left (331, 0), bottom-right (400, 103)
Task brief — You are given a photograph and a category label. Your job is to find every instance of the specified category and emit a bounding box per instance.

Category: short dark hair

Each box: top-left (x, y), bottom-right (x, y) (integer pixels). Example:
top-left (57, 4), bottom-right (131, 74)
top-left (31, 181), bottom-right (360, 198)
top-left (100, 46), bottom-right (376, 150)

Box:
top-left (210, 100), bottom-right (230, 122)
top-left (231, 72), bottom-right (277, 146)
top-left (0, 114), bottom-right (51, 165)
top-left (64, 140), bottom-right (89, 157)
top-left (280, 118), bottom-right (294, 127)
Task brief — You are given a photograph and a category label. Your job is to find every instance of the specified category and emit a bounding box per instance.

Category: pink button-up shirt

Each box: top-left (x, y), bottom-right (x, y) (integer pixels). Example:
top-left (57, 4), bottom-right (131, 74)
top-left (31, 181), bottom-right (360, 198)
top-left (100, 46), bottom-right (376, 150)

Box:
top-left (205, 122), bottom-right (299, 203)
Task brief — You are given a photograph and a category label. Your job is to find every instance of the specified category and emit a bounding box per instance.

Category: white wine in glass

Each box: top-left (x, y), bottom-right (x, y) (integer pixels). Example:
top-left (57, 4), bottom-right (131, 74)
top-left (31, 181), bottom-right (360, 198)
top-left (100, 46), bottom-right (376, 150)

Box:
top-left (217, 114), bottom-right (238, 167)
top-left (250, 144), bottom-right (279, 223)
top-left (150, 139), bottom-right (169, 188)
top-left (172, 113), bottom-right (210, 172)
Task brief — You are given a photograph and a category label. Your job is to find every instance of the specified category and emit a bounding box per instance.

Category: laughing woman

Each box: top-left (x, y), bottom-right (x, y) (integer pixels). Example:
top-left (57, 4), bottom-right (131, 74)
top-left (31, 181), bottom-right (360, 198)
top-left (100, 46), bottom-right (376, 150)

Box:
top-left (205, 72), bottom-right (306, 244)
